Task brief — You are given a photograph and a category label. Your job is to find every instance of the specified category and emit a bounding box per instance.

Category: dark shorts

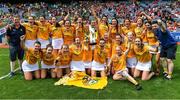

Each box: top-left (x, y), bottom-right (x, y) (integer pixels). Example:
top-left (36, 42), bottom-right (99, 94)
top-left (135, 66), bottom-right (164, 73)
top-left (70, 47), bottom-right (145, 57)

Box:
top-left (160, 44), bottom-right (177, 60)
top-left (9, 45), bottom-right (24, 61)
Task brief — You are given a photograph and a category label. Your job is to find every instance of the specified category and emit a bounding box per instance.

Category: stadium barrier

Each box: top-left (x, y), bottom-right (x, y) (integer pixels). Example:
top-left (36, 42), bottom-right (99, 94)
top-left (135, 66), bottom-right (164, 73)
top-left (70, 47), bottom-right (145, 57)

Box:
top-left (171, 32), bottom-right (180, 45)
top-left (0, 27), bottom-right (6, 43)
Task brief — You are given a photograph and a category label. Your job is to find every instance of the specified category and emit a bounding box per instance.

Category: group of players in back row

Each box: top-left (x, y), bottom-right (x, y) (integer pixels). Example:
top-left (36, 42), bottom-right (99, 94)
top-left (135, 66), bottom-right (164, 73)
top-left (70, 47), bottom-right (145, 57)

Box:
top-left (6, 7), bottom-right (177, 90)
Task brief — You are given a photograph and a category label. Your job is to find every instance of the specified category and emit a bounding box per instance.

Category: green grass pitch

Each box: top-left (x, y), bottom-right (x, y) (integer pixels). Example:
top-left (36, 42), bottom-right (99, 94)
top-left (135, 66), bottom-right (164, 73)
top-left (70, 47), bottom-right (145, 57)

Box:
top-left (0, 47), bottom-right (180, 99)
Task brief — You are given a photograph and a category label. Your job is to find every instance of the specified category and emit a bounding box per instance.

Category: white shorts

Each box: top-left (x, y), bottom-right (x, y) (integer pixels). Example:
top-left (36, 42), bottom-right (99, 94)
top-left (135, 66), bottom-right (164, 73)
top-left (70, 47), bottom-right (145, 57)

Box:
top-left (25, 40), bottom-right (36, 48)
top-left (143, 42), bottom-right (148, 45)
top-left (91, 45), bottom-right (96, 50)
top-left (116, 68), bottom-right (129, 77)
top-left (91, 60), bottom-right (105, 71)
top-left (52, 38), bottom-right (63, 49)
top-left (83, 61), bottom-right (92, 68)
top-left (22, 60), bottom-right (39, 72)
top-left (41, 62), bottom-right (55, 69)
top-left (70, 61), bottom-right (85, 71)
top-left (57, 65), bottom-right (69, 69)
top-left (136, 61), bottom-right (152, 71)
top-left (149, 45), bottom-right (160, 54)
top-left (126, 57), bottom-right (137, 68)
top-left (38, 38), bottom-right (50, 49)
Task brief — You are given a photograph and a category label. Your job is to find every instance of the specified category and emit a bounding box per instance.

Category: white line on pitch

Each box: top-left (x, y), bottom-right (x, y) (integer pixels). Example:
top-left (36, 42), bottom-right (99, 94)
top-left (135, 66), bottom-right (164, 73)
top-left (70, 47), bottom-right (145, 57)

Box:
top-left (0, 67), bottom-right (20, 80)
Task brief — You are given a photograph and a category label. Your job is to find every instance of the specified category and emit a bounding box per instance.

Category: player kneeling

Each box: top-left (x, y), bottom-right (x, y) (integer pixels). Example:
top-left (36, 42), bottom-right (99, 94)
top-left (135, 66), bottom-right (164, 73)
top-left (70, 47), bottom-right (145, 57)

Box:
top-left (91, 39), bottom-right (108, 77)
top-left (107, 45), bottom-right (142, 90)
top-left (41, 44), bottom-right (56, 79)
top-left (133, 38), bottom-right (156, 80)
top-left (82, 38), bottom-right (93, 75)
top-left (20, 35), bottom-right (41, 80)
top-left (55, 44), bottom-right (71, 78)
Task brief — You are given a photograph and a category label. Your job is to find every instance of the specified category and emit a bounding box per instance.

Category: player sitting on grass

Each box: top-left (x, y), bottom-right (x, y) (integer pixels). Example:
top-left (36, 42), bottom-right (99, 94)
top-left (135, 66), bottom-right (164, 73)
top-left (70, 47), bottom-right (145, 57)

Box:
top-left (107, 44), bottom-right (142, 90)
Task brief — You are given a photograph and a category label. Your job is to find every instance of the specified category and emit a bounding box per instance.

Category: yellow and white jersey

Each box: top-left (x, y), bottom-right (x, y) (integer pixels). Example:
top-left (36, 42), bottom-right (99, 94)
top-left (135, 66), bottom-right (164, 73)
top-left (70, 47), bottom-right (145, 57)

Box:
top-left (22, 23), bottom-right (38, 40)
top-left (25, 48), bottom-right (42, 64)
top-left (50, 25), bottom-right (63, 39)
top-left (134, 45), bottom-right (152, 63)
top-left (61, 26), bottom-right (75, 45)
top-left (37, 21), bottom-right (51, 40)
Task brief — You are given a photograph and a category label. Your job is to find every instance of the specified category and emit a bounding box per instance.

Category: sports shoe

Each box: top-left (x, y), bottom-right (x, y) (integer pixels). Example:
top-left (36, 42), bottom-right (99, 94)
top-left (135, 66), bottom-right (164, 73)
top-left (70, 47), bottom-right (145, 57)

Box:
top-left (9, 72), bottom-right (15, 77)
top-left (163, 72), bottom-right (168, 77)
top-left (165, 75), bottom-right (172, 80)
top-left (135, 84), bottom-right (142, 90)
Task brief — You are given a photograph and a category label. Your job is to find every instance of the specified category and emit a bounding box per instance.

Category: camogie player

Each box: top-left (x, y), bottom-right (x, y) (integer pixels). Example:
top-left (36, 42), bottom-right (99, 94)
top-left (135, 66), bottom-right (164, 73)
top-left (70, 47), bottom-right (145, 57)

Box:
top-left (91, 5), bottom-right (109, 38)
top-left (104, 32), bottom-right (112, 67)
top-left (51, 17), bottom-right (63, 56)
top-left (91, 38), bottom-right (108, 77)
top-left (41, 44), bottom-right (56, 79)
top-left (75, 17), bottom-right (85, 41)
top-left (111, 34), bottom-right (126, 57)
top-left (107, 46), bottom-right (142, 90)
top-left (20, 35), bottom-right (41, 80)
top-left (126, 32), bottom-right (137, 75)
top-left (134, 18), bottom-right (147, 44)
top-left (55, 44), bottom-right (71, 78)
top-left (133, 37), bottom-right (156, 80)
top-left (144, 21), bottom-right (160, 75)
top-left (22, 16), bottom-right (38, 48)
top-left (121, 18), bottom-right (136, 36)
top-left (61, 20), bottom-right (75, 45)
top-left (37, 16), bottom-right (51, 49)
top-left (82, 37), bottom-right (93, 75)
top-left (70, 37), bottom-right (85, 72)
top-left (109, 18), bottom-right (120, 41)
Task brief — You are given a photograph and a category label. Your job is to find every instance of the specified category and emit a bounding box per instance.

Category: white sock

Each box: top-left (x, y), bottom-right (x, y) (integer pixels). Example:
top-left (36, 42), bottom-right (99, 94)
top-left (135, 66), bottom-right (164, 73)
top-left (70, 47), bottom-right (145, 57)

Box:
top-left (18, 59), bottom-right (23, 70)
top-left (10, 61), bottom-right (16, 73)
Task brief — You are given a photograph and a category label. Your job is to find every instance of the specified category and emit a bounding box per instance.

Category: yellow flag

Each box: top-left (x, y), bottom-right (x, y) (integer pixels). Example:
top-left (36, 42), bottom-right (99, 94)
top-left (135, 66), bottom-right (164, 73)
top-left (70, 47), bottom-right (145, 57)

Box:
top-left (55, 71), bottom-right (108, 89)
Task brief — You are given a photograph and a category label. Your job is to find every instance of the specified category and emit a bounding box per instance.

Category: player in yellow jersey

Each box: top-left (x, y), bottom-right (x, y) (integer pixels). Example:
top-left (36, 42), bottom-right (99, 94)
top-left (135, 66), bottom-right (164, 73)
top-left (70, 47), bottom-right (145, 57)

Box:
top-left (107, 46), bottom-right (142, 90)
top-left (22, 16), bottom-right (38, 48)
top-left (133, 38), bottom-right (157, 80)
top-left (111, 34), bottom-right (126, 57)
top-left (91, 5), bottom-right (109, 38)
top-left (20, 35), bottom-right (41, 80)
top-left (144, 21), bottom-right (160, 75)
top-left (82, 37), bottom-right (93, 75)
top-left (126, 32), bottom-right (137, 76)
top-left (70, 37), bottom-right (85, 72)
top-left (121, 18), bottom-right (137, 36)
top-left (41, 44), bottom-right (56, 79)
top-left (61, 20), bottom-right (75, 45)
top-left (91, 38), bottom-right (108, 77)
top-left (55, 44), bottom-right (71, 78)
top-left (104, 32), bottom-right (112, 67)
top-left (109, 18), bottom-right (120, 40)
top-left (75, 17), bottom-right (86, 41)
top-left (37, 16), bottom-right (51, 49)
top-left (134, 18), bottom-right (147, 44)
top-left (51, 17), bottom-right (63, 56)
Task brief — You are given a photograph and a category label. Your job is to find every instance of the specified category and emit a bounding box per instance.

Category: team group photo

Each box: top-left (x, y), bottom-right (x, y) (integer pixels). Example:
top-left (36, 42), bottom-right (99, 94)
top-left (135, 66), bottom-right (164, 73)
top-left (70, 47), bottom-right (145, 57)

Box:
top-left (0, 0), bottom-right (180, 99)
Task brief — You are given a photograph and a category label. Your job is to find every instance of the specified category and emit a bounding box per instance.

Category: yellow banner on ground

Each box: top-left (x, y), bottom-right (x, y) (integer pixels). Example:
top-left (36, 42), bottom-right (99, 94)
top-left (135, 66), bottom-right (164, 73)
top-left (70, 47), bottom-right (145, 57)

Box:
top-left (55, 71), bottom-right (108, 89)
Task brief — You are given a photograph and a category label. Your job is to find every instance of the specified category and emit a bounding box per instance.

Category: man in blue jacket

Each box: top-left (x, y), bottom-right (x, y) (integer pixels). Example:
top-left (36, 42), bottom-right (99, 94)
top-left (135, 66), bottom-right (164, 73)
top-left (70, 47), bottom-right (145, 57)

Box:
top-left (152, 19), bottom-right (177, 80)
